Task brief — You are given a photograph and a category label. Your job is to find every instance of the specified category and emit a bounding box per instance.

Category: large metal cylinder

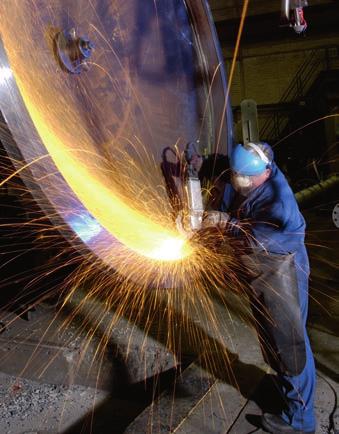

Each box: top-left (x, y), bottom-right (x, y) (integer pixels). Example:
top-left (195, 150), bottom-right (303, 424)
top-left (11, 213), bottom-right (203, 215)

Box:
top-left (0, 0), bottom-right (232, 280)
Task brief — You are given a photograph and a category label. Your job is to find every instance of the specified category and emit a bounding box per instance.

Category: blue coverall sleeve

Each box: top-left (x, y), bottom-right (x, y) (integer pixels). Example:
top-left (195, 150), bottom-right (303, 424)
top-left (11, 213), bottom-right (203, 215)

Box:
top-left (227, 196), bottom-right (290, 253)
top-left (221, 180), bottom-right (298, 254)
top-left (249, 198), bottom-right (287, 252)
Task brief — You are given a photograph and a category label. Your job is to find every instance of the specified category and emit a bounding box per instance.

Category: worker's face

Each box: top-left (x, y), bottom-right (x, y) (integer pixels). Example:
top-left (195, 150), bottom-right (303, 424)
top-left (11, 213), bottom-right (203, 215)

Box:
top-left (231, 169), bottom-right (271, 196)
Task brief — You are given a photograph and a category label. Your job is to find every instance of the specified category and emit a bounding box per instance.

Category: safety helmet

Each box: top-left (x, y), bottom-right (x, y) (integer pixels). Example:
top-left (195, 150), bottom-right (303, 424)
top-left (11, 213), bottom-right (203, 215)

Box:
top-left (230, 142), bottom-right (273, 176)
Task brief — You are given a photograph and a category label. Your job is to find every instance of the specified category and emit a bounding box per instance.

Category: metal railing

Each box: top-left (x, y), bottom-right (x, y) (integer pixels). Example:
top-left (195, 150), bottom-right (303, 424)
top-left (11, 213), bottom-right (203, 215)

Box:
top-left (260, 46), bottom-right (339, 141)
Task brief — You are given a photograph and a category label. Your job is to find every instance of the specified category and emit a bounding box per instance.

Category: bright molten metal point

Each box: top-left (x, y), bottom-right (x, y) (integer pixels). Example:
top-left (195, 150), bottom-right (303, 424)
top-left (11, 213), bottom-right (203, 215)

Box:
top-left (6, 77), bottom-right (191, 262)
top-left (18, 95), bottom-right (192, 261)
top-left (0, 12), bottom-right (193, 262)
top-left (151, 237), bottom-right (188, 261)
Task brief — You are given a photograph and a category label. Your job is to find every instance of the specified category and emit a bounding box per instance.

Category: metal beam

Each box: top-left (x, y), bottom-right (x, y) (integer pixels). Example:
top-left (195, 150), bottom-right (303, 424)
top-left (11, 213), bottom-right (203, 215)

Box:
top-left (214, 3), bottom-right (339, 46)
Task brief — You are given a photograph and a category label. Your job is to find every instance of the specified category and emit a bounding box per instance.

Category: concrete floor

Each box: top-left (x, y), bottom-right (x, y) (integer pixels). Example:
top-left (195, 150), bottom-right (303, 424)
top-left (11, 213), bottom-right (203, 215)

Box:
top-left (0, 208), bottom-right (337, 434)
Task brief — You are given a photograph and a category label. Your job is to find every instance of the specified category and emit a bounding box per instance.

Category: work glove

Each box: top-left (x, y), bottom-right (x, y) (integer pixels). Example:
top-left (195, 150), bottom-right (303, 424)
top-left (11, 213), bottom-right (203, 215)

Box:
top-left (175, 211), bottom-right (194, 239)
top-left (202, 211), bottom-right (230, 229)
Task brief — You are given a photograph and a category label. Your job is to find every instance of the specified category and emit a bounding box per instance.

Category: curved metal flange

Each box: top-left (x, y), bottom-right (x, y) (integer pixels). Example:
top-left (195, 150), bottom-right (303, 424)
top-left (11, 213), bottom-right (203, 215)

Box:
top-left (0, 0), bottom-right (232, 284)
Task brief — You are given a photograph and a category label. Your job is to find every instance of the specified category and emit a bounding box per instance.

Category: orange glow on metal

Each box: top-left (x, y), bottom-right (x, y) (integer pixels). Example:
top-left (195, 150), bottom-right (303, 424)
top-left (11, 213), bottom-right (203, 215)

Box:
top-left (0, 19), bottom-right (193, 262)
top-left (17, 90), bottom-right (192, 260)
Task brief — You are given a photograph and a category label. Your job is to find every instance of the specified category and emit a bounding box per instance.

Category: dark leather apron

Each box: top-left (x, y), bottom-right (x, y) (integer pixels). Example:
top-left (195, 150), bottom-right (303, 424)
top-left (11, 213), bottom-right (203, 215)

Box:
top-left (241, 251), bottom-right (306, 376)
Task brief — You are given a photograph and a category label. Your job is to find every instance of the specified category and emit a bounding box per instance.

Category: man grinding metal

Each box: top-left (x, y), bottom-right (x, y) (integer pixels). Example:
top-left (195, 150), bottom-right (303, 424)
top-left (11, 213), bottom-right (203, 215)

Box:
top-left (190, 142), bottom-right (316, 434)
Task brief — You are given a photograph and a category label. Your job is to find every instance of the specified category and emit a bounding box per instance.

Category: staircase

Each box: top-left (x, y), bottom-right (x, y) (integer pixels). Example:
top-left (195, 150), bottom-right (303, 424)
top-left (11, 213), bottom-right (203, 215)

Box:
top-left (260, 46), bottom-right (339, 143)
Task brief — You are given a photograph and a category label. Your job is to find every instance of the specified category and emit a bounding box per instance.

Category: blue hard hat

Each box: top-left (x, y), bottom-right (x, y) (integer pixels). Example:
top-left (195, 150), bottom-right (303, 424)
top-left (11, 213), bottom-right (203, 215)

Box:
top-left (230, 143), bottom-right (272, 176)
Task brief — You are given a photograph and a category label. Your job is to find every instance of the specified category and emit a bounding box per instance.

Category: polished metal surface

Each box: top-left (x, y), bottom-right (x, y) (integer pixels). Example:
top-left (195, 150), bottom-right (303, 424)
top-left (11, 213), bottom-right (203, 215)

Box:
top-left (0, 0), bottom-right (231, 277)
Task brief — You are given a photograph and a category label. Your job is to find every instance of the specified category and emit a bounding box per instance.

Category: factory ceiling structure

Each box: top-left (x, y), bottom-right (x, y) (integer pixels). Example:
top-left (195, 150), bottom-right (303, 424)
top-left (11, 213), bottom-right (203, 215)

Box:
top-left (210, 0), bottom-right (338, 44)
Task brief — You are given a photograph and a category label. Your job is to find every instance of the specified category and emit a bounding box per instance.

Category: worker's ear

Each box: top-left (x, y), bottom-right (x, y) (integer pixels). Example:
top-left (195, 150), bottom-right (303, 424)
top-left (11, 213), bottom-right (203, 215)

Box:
top-left (265, 168), bottom-right (272, 179)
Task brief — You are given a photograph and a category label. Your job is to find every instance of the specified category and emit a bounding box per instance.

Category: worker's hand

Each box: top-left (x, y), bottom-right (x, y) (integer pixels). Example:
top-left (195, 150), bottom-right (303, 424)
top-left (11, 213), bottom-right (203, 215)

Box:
top-left (175, 211), bottom-right (194, 239)
top-left (202, 211), bottom-right (230, 229)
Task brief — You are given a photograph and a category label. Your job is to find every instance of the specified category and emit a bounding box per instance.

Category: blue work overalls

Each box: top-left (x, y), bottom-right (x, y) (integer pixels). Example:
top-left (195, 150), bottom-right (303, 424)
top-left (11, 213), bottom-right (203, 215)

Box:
top-left (221, 163), bottom-right (316, 432)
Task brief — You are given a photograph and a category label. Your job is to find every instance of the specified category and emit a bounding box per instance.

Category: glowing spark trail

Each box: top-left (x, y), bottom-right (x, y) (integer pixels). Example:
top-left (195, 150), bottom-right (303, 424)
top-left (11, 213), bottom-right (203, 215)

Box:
top-left (0, 4), bottom-right (255, 432)
top-left (0, 4), bottom-right (337, 434)
top-left (0, 0), bottom-right (234, 266)
top-left (0, 155), bottom-right (50, 188)
top-left (8, 95), bottom-right (191, 260)
top-left (216, 0), bottom-right (250, 152)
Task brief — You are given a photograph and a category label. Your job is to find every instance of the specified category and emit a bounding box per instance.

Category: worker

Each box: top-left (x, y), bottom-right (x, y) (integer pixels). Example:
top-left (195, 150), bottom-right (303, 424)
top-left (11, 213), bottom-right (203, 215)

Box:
top-left (201, 142), bottom-right (316, 434)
